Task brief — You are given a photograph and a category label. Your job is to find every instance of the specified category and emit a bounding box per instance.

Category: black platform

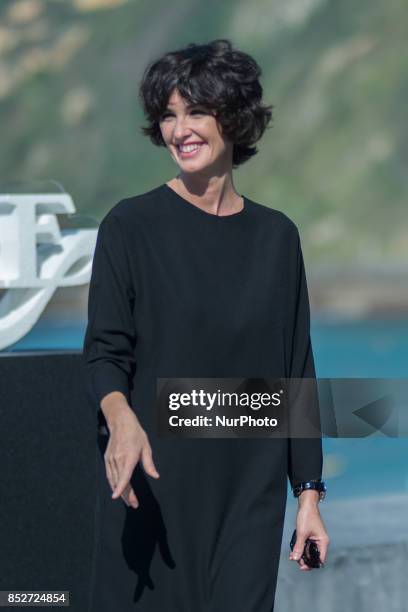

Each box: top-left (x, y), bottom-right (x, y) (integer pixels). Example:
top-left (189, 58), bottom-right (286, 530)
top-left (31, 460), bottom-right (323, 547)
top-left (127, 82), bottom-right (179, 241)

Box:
top-left (0, 351), bottom-right (99, 611)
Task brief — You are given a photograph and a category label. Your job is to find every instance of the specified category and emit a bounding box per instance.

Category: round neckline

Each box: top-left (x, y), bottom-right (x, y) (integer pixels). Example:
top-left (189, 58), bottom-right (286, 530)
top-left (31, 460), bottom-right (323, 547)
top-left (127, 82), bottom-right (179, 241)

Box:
top-left (162, 183), bottom-right (248, 220)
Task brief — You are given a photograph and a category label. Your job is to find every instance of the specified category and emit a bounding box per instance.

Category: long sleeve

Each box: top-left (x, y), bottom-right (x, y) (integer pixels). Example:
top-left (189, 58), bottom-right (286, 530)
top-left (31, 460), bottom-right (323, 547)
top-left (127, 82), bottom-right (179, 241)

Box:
top-left (286, 230), bottom-right (323, 489)
top-left (82, 209), bottom-right (137, 408)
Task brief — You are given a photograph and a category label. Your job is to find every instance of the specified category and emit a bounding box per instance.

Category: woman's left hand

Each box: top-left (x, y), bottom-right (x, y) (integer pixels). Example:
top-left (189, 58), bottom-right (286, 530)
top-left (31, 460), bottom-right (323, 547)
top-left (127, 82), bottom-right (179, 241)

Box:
top-left (289, 491), bottom-right (330, 571)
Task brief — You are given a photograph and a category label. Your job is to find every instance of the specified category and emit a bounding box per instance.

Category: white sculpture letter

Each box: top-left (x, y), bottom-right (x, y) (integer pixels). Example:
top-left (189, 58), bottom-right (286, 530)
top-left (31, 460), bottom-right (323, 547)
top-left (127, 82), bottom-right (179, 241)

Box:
top-left (0, 191), bottom-right (97, 350)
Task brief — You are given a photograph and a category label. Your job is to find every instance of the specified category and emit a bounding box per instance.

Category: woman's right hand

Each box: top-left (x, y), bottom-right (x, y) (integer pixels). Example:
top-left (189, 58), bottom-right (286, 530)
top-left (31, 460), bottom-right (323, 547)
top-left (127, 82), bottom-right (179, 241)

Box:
top-left (100, 392), bottom-right (160, 509)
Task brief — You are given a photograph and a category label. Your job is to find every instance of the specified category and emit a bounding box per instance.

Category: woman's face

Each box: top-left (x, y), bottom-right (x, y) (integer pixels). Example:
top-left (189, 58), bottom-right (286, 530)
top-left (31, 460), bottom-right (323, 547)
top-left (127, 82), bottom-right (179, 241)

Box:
top-left (159, 89), bottom-right (233, 175)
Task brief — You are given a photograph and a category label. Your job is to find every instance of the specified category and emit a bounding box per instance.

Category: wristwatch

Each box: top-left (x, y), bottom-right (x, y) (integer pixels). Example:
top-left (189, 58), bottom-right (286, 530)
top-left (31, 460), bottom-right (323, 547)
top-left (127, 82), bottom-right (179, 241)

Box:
top-left (293, 479), bottom-right (327, 502)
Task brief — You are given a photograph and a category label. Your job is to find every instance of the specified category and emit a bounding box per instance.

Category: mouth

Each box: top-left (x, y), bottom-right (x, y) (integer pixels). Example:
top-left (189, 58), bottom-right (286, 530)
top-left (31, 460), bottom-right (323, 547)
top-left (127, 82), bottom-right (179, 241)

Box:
top-left (176, 142), bottom-right (206, 159)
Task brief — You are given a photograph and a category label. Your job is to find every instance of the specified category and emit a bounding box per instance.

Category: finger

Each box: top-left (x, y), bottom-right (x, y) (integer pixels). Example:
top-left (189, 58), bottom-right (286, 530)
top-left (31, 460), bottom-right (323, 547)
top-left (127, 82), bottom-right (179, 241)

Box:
top-left (111, 465), bottom-right (135, 499)
top-left (120, 483), bottom-right (131, 506)
top-left (110, 457), bottom-right (120, 490)
top-left (121, 483), bottom-right (139, 509)
top-left (298, 557), bottom-right (312, 571)
top-left (290, 540), bottom-right (306, 562)
top-left (121, 483), bottom-right (138, 509)
top-left (104, 449), bottom-right (120, 490)
top-left (127, 485), bottom-right (139, 509)
top-left (104, 458), bottom-right (117, 492)
top-left (317, 544), bottom-right (328, 565)
top-left (141, 445), bottom-right (160, 478)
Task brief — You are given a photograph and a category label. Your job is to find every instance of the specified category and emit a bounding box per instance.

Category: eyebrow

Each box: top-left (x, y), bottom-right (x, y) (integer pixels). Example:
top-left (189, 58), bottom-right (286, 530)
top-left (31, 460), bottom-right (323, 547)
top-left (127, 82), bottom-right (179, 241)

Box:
top-left (164, 103), bottom-right (202, 111)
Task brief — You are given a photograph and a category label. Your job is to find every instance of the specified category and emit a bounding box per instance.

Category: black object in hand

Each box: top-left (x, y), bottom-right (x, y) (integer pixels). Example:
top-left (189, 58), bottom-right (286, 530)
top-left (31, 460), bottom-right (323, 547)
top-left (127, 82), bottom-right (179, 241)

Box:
top-left (290, 529), bottom-right (323, 568)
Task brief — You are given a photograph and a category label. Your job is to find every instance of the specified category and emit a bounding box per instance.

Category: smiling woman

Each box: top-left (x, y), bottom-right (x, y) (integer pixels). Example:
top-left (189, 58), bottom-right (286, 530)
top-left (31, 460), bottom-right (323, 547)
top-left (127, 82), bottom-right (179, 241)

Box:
top-left (139, 39), bottom-right (273, 168)
top-left (137, 40), bottom-right (275, 216)
top-left (161, 93), bottom-right (233, 176)
top-left (83, 38), bottom-right (329, 612)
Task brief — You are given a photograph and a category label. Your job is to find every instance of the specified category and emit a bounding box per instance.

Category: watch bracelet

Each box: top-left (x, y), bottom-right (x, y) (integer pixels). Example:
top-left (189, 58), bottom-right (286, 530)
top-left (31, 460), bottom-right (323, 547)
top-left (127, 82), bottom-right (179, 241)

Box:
top-left (292, 479), bottom-right (327, 502)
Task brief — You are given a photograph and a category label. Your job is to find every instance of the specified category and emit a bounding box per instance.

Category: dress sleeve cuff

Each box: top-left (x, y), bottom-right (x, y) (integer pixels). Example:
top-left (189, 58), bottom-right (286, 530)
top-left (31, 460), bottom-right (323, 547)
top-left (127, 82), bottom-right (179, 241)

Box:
top-left (88, 362), bottom-right (131, 407)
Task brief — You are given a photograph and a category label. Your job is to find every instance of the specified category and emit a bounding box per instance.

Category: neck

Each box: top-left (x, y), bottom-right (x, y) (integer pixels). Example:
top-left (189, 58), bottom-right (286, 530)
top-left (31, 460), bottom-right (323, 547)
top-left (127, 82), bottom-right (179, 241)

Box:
top-left (170, 174), bottom-right (243, 215)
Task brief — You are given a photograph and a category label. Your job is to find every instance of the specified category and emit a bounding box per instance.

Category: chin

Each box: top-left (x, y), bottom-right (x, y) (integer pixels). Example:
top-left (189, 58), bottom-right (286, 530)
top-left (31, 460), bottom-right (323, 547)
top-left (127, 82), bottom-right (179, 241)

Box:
top-left (179, 157), bottom-right (209, 168)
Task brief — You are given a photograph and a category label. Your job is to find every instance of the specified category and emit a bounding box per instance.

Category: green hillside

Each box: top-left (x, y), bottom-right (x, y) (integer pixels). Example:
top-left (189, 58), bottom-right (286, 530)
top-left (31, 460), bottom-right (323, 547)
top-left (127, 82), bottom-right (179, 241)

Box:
top-left (0, 0), bottom-right (407, 264)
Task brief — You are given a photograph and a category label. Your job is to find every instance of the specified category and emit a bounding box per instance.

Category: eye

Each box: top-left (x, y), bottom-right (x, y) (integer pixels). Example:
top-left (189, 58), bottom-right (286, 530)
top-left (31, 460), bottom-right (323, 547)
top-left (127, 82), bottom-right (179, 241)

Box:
top-left (159, 108), bottom-right (208, 121)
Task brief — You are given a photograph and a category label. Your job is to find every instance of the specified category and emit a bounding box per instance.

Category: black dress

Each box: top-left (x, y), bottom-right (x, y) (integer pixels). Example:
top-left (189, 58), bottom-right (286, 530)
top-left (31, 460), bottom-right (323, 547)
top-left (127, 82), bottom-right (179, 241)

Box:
top-left (82, 183), bottom-right (322, 612)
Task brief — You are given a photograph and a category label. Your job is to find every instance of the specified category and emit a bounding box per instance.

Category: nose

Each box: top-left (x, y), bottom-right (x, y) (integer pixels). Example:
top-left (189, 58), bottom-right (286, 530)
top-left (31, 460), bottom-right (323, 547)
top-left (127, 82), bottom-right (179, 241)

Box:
top-left (172, 116), bottom-right (193, 140)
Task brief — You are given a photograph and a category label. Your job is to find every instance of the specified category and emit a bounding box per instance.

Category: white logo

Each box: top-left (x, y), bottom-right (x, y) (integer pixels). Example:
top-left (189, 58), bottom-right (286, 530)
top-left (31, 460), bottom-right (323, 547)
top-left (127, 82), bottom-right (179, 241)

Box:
top-left (0, 191), bottom-right (97, 350)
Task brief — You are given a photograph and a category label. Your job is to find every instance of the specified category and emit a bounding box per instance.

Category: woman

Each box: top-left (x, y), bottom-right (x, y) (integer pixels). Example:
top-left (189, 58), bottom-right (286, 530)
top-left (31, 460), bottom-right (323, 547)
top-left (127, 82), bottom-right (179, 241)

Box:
top-left (83, 39), bottom-right (329, 612)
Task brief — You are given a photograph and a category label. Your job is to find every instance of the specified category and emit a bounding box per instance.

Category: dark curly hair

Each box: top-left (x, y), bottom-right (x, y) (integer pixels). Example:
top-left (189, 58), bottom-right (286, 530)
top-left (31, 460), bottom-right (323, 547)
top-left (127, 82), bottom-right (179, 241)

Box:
top-left (138, 39), bottom-right (273, 168)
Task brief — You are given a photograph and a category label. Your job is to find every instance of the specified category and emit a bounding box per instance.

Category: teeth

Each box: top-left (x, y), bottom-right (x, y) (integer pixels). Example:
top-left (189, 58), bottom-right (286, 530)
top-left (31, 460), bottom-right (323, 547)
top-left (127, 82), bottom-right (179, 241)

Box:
top-left (179, 144), bottom-right (202, 152)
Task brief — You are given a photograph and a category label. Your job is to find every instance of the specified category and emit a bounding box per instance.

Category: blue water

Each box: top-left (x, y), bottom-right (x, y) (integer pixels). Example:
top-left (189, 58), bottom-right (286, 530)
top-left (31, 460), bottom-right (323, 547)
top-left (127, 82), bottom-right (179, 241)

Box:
top-left (5, 316), bottom-right (408, 500)
top-left (312, 317), bottom-right (408, 500)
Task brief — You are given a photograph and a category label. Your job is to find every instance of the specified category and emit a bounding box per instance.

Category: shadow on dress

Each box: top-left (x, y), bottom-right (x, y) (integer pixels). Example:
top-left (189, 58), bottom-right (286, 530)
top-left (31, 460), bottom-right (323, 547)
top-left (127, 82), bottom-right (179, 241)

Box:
top-left (97, 432), bottom-right (177, 603)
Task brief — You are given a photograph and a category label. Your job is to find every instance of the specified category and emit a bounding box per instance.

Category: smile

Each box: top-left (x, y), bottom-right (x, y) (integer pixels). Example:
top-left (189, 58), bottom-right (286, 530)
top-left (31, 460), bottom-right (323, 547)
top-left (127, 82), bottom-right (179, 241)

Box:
top-left (177, 143), bottom-right (205, 158)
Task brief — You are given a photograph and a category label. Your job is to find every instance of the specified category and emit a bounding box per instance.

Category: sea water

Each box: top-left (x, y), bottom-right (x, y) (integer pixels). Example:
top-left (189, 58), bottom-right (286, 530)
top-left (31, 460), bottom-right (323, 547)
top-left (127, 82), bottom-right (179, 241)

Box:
top-left (5, 316), bottom-right (408, 500)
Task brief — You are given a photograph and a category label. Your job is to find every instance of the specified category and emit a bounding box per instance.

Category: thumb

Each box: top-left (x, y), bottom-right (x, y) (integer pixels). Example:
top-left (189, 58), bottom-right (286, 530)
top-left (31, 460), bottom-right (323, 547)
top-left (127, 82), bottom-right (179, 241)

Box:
top-left (141, 444), bottom-right (160, 479)
top-left (291, 534), bottom-right (306, 561)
